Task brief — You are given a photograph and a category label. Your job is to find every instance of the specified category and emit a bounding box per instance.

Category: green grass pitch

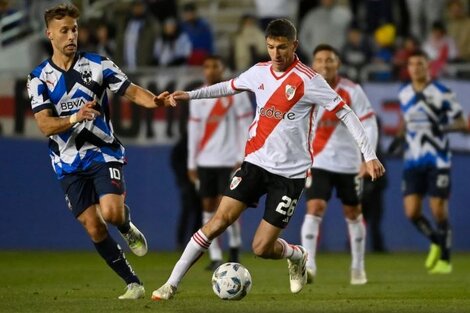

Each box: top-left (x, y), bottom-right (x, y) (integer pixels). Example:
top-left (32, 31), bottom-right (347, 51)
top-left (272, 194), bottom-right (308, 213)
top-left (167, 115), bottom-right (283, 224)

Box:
top-left (1, 251), bottom-right (469, 313)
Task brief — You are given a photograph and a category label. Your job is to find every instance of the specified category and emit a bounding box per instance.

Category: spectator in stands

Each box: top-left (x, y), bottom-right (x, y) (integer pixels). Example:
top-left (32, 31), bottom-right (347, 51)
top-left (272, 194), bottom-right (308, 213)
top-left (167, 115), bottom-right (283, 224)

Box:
top-left (370, 23), bottom-right (396, 81)
top-left (95, 22), bottom-right (115, 59)
top-left (122, 0), bottom-right (159, 70)
top-left (393, 36), bottom-right (420, 81)
top-left (232, 14), bottom-right (268, 71)
top-left (422, 21), bottom-right (458, 78)
top-left (255, 0), bottom-right (300, 29)
top-left (341, 25), bottom-right (373, 80)
top-left (446, 0), bottom-right (470, 62)
top-left (180, 2), bottom-right (214, 65)
top-left (153, 18), bottom-right (192, 66)
top-left (299, 0), bottom-right (352, 63)
top-left (406, 0), bottom-right (445, 39)
top-left (145, 0), bottom-right (178, 23)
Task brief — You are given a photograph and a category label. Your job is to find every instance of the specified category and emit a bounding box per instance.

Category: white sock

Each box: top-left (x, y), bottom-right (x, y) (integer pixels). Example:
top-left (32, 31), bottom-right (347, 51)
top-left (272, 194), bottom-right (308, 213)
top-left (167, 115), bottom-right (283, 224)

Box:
top-left (346, 214), bottom-right (366, 270)
top-left (167, 229), bottom-right (210, 287)
top-left (277, 238), bottom-right (303, 261)
top-left (203, 212), bottom-right (222, 261)
top-left (227, 219), bottom-right (242, 248)
top-left (301, 214), bottom-right (322, 272)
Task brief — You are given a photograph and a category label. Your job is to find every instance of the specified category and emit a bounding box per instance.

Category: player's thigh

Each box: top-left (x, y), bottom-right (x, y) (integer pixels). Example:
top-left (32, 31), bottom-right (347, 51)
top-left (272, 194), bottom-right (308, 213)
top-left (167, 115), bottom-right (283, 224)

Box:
top-left (264, 174), bottom-right (305, 229)
top-left (334, 172), bottom-right (362, 207)
top-left (93, 162), bottom-right (126, 220)
top-left (305, 168), bottom-right (334, 203)
top-left (202, 196), bottom-right (247, 240)
top-left (60, 172), bottom-right (98, 217)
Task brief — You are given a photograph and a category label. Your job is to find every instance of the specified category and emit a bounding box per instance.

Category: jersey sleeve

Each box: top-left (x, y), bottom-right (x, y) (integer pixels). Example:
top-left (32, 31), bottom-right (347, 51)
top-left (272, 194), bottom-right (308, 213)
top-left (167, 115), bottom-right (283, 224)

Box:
top-left (352, 84), bottom-right (378, 150)
top-left (305, 75), bottom-right (345, 111)
top-left (187, 99), bottom-right (201, 170)
top-left (233, 92), bottom-right (254, 162)
top-left (27, 74), bottom-right (54, 114)
top-left (102, 57), bottom-right (131, 96)
top-left (444, 91), bottom-right (464, 121)
top-left (230, 67), bottom-right (256, 92)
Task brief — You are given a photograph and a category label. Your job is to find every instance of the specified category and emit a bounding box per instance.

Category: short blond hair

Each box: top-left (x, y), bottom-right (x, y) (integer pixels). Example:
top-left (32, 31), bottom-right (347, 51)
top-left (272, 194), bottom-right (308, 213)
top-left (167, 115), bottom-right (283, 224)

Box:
top-left (44, 3), bottom-right (80, 27)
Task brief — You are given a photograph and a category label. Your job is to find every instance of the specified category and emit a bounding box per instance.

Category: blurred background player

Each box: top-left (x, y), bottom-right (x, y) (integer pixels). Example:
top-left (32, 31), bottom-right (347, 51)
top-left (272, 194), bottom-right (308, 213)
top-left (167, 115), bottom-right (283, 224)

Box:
top-left (187, 55), bottom-right (253, 270)
top-left (394, 50), bottom-right (468, 274)
top-left (300, 44), bottom-right (378, 285)
top-left (27, 3), bottom-right (171, 299)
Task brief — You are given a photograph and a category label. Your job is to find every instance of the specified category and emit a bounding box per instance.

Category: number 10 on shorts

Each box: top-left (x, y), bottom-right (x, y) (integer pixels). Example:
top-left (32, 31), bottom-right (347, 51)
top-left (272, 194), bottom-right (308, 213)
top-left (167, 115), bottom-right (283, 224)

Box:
top-left (109, 168), bottom-right (121, 180)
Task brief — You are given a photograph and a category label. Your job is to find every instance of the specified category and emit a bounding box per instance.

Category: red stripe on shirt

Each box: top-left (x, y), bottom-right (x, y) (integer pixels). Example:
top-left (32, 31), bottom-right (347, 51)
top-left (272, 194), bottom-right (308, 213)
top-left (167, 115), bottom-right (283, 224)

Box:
top-left (245, 72), bottom-right (305, 156)
top-left (198, 96), bottom-right (234, 153)
top-left (312, 88), bottom-right (351, 156)
top-left (295, 65), bottom-right (313, 79)
top-left (359, 111), bottom-right (375, 121)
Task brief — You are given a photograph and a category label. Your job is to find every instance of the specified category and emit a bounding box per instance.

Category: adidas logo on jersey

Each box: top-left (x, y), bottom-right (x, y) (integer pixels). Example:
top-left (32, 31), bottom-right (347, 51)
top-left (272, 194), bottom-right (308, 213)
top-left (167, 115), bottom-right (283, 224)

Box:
top-left (258, 83), bottom-right (264, 90)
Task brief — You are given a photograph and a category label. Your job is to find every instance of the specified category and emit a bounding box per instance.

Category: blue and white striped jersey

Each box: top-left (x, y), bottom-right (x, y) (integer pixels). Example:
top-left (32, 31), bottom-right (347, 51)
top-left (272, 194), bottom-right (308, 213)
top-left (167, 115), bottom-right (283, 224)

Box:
top-left (27, 52), bottom-right (131, 179)
top-left (398, 80), bottom-right (463, 170)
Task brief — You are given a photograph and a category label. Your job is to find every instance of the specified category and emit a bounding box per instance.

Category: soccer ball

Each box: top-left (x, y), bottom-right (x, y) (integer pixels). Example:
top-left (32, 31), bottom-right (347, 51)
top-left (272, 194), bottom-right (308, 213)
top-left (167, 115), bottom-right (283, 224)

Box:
top-left (211, 262), bottom-right (252, 300)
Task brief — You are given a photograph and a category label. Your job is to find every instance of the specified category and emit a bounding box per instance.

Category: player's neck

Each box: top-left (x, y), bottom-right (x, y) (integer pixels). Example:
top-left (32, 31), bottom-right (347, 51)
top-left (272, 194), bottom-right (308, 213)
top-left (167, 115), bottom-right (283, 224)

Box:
top-left (412, 78), bottom-right (429, 92)
top-left (51, 52), bottom-right (76, 71)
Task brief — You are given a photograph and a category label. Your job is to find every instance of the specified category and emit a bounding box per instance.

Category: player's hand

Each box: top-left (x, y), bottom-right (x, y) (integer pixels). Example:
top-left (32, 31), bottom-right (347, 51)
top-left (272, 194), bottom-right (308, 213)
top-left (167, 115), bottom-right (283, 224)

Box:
top-left (187, 169), bottom-right (198, 184)
top-left (358, 162), bottom-right (368, 178)
top-left (170, 91), bottom-right (190, 106)
top-left (154, 91), bottom-right (175, 107)
top-left (77, 100), bottom-right (100, 121)
top-left (365, 159), bottom-right (385, 181)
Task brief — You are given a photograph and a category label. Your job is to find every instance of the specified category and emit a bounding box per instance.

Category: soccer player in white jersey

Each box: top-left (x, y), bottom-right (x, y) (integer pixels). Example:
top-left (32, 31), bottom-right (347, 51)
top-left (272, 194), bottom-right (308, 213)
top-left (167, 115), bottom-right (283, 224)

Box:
top-left (394, 50), bottom-right (468, 274)
top-left (152, 19), bottom-right (385, 300)
top-left (188, 55), bottom-right (253, 270)
top-left (27, 3), bottom-right (172, 299)
top-left (300, 44), bottom-right (378, 285)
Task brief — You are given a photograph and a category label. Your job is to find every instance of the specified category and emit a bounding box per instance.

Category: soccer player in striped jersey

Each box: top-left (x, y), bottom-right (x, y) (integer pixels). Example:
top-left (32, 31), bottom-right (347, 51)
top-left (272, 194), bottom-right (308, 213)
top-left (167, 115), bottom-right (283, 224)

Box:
top-left (187, 55), bottom-right (253, 270)
top-left (27, 3), bottom-right (172, 299)
top-left (395, 50), bottom-right (468, 274)
top-left (300, 44), bottom-right (378, 285)
top-left (152, 19), bottom-right (385, 300)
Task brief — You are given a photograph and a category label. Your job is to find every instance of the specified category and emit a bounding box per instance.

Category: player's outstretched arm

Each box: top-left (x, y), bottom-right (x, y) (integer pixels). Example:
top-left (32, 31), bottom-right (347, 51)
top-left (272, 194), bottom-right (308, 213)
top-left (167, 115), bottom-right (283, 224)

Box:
top-left (34, 100), bottom-right (100, 136)
top-left (336, 104), bottom-right (385, 180)
top-left (124, 83), bottom-right (175, 108)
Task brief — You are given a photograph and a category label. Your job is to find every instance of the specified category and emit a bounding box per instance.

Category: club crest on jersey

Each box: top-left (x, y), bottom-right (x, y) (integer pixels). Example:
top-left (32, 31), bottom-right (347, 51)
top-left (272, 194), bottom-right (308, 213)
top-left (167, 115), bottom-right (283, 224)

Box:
top-left (230, 176), bottom-right (242, 190)
top-left (285, 85), bottom-right (296, 100)
top-left (81, 69), bottom-right (92, 85)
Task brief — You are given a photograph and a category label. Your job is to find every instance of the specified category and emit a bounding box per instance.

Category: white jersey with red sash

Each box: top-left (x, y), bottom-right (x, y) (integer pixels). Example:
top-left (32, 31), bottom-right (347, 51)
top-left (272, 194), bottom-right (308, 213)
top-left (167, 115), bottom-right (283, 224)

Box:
top-left (312, 77), bottom-right (377, 173)
top-left (230, 57), bottom-right (346, 179)
top-left (188, 91), bottom-right (253, 169)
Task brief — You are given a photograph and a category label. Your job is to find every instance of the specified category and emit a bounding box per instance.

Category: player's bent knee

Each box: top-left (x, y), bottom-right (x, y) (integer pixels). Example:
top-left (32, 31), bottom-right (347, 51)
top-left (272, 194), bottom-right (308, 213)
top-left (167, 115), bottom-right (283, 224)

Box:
top-left (251, 241), bottom-right (272, 258)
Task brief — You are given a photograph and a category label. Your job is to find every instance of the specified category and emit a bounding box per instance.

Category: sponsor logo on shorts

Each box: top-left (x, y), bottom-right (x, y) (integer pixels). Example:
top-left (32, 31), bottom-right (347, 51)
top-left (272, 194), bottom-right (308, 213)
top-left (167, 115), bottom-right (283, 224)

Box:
top-left (230, 176), bottom-right (242, 190)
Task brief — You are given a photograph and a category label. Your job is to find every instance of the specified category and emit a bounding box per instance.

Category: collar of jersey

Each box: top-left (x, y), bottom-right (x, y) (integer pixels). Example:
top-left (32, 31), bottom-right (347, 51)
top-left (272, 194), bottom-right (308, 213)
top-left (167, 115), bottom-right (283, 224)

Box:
top-left (269, 55), bottom-right (299, 80)
top-left (48, 53), bottom-right (80, 73)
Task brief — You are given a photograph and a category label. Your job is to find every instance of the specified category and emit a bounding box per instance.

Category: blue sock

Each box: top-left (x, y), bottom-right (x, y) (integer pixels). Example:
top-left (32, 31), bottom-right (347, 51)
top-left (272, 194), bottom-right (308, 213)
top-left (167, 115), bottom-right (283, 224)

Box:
top-left (94, 234), bottom-right (141, 285)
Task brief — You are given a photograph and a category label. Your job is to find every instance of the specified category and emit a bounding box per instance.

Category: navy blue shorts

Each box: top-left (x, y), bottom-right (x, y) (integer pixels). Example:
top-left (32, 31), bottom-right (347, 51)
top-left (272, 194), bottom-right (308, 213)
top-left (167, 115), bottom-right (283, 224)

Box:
top-left (59, 162), bottom-right (126, 217)
top-left (305, 168), bottom-right (362, 206)
top-left (197, 166), bottom-right (234, 198)
top-left (223, 162), bottom-right (305, 229)
top-left (402, 167), bottom-right (450, 199)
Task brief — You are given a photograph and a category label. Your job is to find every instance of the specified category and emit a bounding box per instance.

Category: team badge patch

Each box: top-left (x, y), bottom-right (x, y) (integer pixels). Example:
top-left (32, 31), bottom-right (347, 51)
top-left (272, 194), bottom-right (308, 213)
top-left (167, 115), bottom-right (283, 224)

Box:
top-left (285, 85), bottom-right (296, 100)
top-left (81, 69), bottom-right (92, 84)
top-left (230, 176), bottom-right (242, 190)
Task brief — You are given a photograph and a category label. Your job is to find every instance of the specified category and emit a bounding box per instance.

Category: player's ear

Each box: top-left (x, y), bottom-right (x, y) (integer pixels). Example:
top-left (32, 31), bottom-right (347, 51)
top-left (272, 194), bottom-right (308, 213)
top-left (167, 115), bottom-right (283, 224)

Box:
top-left (45, 29), bottom-right (52, 40)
